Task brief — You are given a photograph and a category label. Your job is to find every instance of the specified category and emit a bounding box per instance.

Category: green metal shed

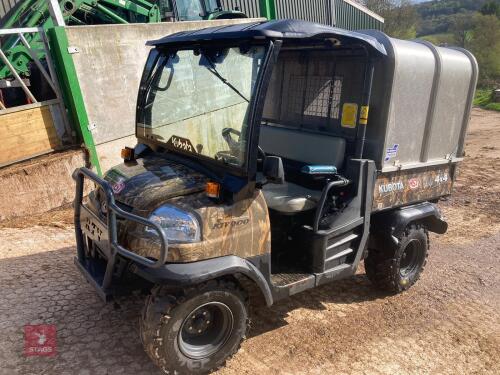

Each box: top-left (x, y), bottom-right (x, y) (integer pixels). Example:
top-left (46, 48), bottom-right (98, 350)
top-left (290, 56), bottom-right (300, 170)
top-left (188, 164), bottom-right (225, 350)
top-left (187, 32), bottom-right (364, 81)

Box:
top-left (221, 0), bottom-right (385, 30)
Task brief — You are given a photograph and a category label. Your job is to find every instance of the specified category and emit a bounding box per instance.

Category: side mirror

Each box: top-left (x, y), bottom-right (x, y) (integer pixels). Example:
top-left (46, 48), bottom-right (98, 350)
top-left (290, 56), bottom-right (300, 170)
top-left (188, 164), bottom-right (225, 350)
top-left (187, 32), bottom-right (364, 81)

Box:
top-left (263, 156), bottom-right (285, 184)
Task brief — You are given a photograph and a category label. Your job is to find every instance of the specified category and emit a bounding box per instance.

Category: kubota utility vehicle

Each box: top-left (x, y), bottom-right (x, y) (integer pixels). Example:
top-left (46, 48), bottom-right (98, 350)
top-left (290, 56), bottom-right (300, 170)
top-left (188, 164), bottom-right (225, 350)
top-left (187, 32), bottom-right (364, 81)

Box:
top-left (73, 20), bottom-right (478, 374)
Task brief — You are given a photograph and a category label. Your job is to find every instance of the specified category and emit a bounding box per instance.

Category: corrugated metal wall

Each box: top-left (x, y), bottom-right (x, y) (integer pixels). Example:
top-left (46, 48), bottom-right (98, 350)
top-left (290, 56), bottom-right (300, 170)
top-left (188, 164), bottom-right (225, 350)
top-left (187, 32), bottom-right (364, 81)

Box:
top-left (0, 0), bottom-right (22, 21)
top-left (221, 0), bottom-right (261, 17)
top-left (2, 0), bottom-right (383, 30)
top-left (275, 0), bottom-right (331, 25)
top-left (221, 0), bottom-right (383, 30)
top-left (334, 0), bottom-right (383, 30)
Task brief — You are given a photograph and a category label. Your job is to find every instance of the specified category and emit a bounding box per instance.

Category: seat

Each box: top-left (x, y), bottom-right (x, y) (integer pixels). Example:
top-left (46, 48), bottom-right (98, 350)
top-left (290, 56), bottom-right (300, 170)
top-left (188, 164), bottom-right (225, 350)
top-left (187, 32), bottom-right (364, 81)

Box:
top-left (258, 125), bottom-right (344, 214)
top-left (262, 181), bottom-right (322, 214)
top-left (259, 125), bottom-right (346, 168)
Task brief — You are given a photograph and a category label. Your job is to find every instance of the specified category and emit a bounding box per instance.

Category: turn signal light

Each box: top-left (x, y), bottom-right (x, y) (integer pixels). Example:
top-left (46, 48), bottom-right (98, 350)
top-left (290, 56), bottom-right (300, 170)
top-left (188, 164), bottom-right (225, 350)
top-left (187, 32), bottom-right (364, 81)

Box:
top-left (121, 147), bottom-right (134, 162)
top-left (206, 181), bottom-right (221, 199)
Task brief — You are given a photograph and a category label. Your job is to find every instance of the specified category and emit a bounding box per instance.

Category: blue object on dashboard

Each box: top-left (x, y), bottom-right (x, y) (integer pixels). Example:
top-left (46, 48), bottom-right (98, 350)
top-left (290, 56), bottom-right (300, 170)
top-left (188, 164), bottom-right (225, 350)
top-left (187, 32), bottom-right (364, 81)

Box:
top-left (301, 165), bottom-right (338, 175)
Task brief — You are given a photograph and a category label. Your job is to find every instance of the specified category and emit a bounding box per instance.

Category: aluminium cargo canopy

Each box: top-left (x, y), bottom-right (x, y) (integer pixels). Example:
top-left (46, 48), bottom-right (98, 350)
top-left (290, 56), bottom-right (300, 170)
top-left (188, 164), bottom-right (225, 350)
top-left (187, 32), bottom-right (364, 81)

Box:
top-left (359, 30), bottom-right (478, 171)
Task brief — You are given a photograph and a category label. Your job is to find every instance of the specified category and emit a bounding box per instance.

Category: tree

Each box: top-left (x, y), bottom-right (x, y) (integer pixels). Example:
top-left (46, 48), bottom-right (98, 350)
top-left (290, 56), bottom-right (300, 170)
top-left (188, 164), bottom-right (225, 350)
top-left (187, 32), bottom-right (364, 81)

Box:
top-left (363, 0), bottom-right (419, 39)
top-left (364, 0), bottom-right (393, 15)
top-left (449, 13), bottom-right (474, 48)
top-left (480, 1), bottom-right (500, 18)
top-left (468, 14), bottom-right (500, 86)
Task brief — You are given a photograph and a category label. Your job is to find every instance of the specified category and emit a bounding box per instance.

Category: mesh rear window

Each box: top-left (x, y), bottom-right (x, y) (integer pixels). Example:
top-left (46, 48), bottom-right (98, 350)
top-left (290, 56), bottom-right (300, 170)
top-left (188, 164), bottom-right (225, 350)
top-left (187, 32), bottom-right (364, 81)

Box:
top-left (262, 50), bottom-right (366, 139)
top-left (287, 75), bottom-right (343, 119)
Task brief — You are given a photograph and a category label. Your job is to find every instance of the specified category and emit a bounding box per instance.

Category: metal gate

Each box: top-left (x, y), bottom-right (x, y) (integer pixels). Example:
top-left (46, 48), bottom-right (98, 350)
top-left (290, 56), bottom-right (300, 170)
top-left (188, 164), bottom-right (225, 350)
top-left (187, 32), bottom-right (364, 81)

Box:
top-left (0, 27), bottom-right (72, 167)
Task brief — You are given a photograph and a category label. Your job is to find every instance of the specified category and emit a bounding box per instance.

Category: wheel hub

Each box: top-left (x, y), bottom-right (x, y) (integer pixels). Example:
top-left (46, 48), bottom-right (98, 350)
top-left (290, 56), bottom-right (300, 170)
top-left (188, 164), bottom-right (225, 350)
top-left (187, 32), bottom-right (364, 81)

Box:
top-left (178, 302), bottom-right (234, 360)
top-left (184, 308), bottom-right (213, 335)
top-left (399, 239), bottom-right (423, 278)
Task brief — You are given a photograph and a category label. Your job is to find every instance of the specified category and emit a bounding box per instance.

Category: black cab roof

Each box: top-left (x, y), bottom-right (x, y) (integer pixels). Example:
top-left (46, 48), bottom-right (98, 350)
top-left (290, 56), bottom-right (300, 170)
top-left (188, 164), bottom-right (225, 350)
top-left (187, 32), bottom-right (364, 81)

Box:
top-left (147, 19), bottom-right (387, 56)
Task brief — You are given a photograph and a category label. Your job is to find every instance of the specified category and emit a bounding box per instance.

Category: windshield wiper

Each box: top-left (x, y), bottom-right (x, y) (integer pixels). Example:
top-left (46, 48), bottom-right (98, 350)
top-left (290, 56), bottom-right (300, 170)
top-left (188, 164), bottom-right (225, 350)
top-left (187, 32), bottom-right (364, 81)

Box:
top-left (204, 57), bottom-right (250, 103)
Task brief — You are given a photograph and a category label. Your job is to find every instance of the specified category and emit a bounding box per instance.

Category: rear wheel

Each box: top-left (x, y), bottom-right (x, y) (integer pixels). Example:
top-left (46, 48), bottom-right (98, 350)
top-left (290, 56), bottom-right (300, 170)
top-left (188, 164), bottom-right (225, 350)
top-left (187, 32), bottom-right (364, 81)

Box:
top-left (140, 279), bottom-right (249, 374)
top-left (365, 224), bottom-right (429, 293)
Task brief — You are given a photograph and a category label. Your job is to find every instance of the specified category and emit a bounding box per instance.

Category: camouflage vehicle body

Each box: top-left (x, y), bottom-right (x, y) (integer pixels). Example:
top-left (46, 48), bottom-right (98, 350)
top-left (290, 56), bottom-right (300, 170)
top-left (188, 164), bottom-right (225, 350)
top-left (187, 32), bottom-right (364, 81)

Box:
top-left (101, 157), bottom-right (270, 263)
top-left (72, 20), bottom-right (477, 375)
top-left (372, 165), bottom-right (454, 211)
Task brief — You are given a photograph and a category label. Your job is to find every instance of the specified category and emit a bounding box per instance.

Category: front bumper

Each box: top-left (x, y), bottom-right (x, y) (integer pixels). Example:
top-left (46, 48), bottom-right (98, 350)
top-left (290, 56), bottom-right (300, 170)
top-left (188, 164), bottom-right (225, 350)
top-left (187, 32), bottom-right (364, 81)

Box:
top-left (73, 167), bottom-right (169, 301)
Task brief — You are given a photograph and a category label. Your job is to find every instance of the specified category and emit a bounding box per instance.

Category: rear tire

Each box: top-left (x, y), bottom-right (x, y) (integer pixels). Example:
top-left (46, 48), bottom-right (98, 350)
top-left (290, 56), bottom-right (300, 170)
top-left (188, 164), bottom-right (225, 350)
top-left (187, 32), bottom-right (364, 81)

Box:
top-left (365, 224), bottom-right (429, 293)
top-left (140, 279), bottom-right (249, 374)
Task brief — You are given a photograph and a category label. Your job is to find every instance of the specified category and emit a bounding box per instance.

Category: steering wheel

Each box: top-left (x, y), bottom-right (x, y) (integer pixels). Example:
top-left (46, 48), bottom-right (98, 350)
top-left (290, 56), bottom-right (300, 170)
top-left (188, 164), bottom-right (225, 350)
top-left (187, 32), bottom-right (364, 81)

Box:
top-left (221, 127), bottom-right (266, 163)
top-left (222, 128), bottom-right (241, 155)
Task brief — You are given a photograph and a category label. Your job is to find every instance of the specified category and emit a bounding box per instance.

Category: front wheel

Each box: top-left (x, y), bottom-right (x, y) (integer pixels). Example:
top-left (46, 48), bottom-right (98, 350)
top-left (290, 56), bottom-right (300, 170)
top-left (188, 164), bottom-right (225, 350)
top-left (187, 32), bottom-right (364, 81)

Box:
top-left (140, 279), bottom-right (249, 374)
top-left (365, 224), bottom-right (429, 293)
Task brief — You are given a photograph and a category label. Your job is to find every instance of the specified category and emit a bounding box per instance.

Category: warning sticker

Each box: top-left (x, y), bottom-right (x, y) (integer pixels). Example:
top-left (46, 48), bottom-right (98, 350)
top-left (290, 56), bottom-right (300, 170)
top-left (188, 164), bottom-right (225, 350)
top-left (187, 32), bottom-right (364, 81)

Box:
top-left (385, 144), bottom-right (399, 161)
top-left (341, 103), bottom-right (358, 128)
top-left (359, 105), bottom-right (369, 125)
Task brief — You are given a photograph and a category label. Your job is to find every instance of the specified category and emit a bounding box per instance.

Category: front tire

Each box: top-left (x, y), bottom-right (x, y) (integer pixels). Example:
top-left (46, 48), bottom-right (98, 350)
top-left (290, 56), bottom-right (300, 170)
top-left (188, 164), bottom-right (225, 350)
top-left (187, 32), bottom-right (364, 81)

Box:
top-left (140, 279), bottom-right (249, 374)
top-left (365, 224), bottom-right (429, 293)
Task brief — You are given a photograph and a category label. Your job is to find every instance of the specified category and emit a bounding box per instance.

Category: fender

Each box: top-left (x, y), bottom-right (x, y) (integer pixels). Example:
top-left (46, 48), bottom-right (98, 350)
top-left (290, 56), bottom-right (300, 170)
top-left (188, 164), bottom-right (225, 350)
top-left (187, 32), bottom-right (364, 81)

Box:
top-left (371, 201), bottom-right (448, 239)
top-left (130, 255), bottom-right (273, 306)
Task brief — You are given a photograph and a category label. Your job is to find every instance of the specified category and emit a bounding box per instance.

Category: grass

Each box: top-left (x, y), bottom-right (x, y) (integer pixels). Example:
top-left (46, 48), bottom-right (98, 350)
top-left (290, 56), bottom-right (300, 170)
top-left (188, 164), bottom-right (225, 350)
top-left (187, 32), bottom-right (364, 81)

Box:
top-left (418, 33), bottom-right (454, 45)
top-left (474, 89), bottom-right (500, 112)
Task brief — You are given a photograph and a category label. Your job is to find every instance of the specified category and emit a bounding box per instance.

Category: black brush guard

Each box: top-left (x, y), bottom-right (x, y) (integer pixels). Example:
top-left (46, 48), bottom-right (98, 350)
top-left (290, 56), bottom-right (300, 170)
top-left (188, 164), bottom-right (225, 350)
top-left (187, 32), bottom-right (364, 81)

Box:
top-left (73, 167), bottom-right (169, 301)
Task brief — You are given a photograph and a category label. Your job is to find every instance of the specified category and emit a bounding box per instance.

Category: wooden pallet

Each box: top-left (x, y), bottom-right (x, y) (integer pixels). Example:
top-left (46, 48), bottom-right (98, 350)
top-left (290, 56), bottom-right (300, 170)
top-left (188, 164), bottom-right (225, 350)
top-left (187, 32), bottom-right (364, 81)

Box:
top-left (0, 101), bottom-right (62, 167)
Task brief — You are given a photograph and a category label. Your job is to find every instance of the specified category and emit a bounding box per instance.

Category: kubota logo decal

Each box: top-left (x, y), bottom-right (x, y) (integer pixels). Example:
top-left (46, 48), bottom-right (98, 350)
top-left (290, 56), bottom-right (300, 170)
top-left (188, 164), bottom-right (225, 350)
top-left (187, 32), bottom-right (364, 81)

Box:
top-left (408, 178), bottom-right (419, 189)
top-left (168, 135), bottom-right (197, 154)
top-left (112, 180), bottom-right (125, 194)
top-left (378, 181), bottom-right (404, 195)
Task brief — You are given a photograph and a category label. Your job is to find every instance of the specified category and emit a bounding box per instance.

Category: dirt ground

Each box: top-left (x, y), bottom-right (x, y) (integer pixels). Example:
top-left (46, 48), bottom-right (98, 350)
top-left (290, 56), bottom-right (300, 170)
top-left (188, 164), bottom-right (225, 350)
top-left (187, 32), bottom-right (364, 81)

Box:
top-left (0, 108), bottom-right (498, 374)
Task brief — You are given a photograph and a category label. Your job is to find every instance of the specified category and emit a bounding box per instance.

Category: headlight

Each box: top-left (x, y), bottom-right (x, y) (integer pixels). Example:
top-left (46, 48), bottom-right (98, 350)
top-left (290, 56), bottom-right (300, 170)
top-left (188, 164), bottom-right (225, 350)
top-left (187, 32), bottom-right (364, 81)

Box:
top-left (145, 205), bottom-right (201, 243)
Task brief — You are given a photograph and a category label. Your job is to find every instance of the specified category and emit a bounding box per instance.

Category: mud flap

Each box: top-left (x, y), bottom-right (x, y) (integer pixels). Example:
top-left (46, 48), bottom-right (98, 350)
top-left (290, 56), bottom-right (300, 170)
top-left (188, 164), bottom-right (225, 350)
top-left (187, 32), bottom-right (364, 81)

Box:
top-left (371, 201), bottom-right (448, 238)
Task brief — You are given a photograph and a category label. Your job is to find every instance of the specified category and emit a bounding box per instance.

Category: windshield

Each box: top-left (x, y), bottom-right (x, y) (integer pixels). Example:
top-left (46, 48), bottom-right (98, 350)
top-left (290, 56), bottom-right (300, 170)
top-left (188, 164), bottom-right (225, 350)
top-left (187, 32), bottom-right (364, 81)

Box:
top-left (137, 45), bottom-right (267, 168)
top-left (176, 0), bottom-right (203, 20)
top-left (175, 0), bottom-right (220, 20)
top-left (203, 0), bottom-right (220, 12)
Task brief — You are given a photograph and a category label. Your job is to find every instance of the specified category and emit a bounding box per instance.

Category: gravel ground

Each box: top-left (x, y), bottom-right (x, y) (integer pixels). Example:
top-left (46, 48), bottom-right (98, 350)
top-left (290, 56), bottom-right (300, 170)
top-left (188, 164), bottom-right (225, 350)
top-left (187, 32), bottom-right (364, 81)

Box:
top-left (0, 109), bottom-right (498, 375)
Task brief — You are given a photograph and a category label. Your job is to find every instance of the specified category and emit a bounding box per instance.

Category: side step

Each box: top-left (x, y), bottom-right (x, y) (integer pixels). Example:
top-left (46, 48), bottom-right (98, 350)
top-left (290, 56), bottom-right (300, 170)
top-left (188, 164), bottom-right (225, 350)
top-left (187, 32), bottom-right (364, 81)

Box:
top-left (269, 264), bottom-right (357, 299)
top-left (271, 272), bottom-right (315, 298)
top-left (304, 228), bottom-right (362, 273)
top-left (323, 232), bottom-right (359, 270)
